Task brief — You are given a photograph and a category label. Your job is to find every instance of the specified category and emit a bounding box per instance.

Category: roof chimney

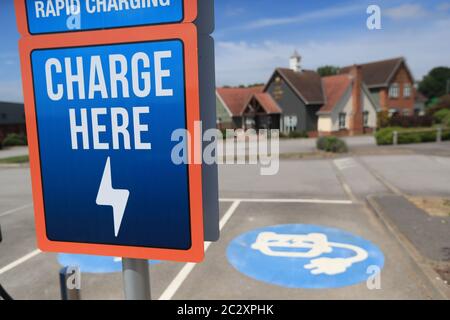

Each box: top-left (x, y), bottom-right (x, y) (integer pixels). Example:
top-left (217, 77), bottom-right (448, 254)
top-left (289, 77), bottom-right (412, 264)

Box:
top-left (290, 50), bottom-right (302, 72)
top-left (350, 65), bottom-right (363, 135)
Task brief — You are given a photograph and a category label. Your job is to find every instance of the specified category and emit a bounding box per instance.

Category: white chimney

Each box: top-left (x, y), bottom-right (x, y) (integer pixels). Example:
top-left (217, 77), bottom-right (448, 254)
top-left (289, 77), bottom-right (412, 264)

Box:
top-left (290, 50), bottom-right (302, 72)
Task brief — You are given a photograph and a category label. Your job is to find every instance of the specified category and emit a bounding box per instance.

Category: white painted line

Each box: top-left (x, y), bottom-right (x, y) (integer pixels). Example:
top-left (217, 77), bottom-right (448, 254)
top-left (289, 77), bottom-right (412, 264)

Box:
top-left (0, 203), bottom-right (33, 218)
top-left (159, 200), bottom-right (241, 301)
top-left (0, 249), bottom-right (41, 276)
top-left (219, 198), bottom-right (352, 205)
top-left (334, 158), bottom-right (357, 171)
top-left (219, 200), bottom-right (241, 229)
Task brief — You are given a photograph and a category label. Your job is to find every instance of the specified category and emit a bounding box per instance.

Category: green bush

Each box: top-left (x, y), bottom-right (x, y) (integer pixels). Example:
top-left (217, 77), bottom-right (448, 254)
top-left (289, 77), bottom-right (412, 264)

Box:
top-left (316, 136), bottom-right (348, 153)
top-left (2, 133), bottom-right (28, 147)
top-left (397, 131), bottom-right (422, 144)
top-left (433, 109), bottom-right (450, 124)
top-left (375, 127), bottom-right (450, 145)
top-left (443, 130), bottom-right (450, 141)
top-left (377, 111), bottom-right (390, 128)
top-left (443, 115), bottom-right (450, 127)
top-left (375, 127), bottom-right (397, 145)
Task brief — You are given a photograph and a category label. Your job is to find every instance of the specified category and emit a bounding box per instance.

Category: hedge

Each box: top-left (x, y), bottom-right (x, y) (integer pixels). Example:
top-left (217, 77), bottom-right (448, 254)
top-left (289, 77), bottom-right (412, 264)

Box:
top-left (316, 136), bottom-right (348, 153)
top-left (1, 133), bottom-right (28, 147)
top-left (375, 127), bottom-right (450, 145)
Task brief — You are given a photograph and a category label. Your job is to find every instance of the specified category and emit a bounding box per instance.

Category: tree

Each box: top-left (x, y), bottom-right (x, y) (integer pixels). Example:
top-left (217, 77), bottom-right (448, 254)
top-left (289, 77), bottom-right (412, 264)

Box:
top-left (317, 65), bottom-right (340, 77)
top-left (418, 67), bottom-right (450, 99)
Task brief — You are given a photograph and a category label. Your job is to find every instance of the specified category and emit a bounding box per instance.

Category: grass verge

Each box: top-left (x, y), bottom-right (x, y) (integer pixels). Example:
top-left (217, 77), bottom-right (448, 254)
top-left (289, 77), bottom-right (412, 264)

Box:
top-left (0, 155), bottom-right (29, 164)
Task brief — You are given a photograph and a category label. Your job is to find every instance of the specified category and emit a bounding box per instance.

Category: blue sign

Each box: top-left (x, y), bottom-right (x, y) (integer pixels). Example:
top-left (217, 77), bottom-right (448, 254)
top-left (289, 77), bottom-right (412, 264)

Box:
top-left (25, 0), bottom-right (184, 34)
top-left (227, 224), bottom-right (385, 289)
top-left (58, 254), bottom-right (160, 273)
top-left (31, 40), bottom-right (192, 250)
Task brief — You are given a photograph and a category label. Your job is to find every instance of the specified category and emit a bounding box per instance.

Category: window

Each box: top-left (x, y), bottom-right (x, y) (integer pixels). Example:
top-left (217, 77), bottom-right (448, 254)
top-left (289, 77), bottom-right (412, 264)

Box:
top-left (403, 84), bottom-right (412, 98)
top-left (363, 111), bottom-right (369, 127)
top-left (402, 109), bottom-right (410, 116)
top-left (389, 83), bottom-right (399, 98)
top-left (284, 115), bottom-right (298, 133)
top-left (339, 113), bottom-right (346, 129)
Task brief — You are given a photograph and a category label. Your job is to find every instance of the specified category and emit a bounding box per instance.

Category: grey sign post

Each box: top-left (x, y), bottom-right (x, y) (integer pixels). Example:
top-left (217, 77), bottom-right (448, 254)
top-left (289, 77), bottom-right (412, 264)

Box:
top-left (120, 1), bottom-right (217, 300)
top-left (196, 0), bottom-right (220, 242)
top-left (122, 258), bottom-right (151, 300)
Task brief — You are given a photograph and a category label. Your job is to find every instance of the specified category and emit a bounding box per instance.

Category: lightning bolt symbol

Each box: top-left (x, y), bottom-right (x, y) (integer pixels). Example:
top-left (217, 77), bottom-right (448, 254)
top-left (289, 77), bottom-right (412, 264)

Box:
top-left (96, 157), bottom-right (130, 237)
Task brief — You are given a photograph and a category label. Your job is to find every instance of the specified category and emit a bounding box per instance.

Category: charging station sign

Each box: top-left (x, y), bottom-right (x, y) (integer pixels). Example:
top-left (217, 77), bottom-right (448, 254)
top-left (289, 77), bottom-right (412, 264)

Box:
top-left (15, 1), bottom-right (207, 262)
top-left (17, 0), bottom-right (197, 35)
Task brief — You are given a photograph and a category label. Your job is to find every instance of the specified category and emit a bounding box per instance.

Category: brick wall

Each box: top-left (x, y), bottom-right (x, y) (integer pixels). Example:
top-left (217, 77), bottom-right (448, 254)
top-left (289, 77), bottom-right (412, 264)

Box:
top-left (385, 65), bottom-right (415, 114)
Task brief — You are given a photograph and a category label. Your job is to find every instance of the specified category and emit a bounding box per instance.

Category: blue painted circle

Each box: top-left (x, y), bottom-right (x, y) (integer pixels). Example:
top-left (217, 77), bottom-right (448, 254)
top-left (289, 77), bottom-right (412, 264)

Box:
top-left (227, 224), bottom-right (384, 289)
top-left (57, 254), bottom-right (160, 274)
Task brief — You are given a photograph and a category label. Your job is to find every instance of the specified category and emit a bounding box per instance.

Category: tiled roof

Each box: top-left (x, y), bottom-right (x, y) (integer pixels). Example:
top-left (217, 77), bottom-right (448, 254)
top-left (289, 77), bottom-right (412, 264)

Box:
top-left (319, 75), bottom-right (352, 114)
top-left (275, 68), bottom-right (324, 104)
top-left (341, 57), bottom-right (404, 88)
top-left (216, 86), bottom-right (264, 116)
top-left (253, 93), bottom-right (282, 114)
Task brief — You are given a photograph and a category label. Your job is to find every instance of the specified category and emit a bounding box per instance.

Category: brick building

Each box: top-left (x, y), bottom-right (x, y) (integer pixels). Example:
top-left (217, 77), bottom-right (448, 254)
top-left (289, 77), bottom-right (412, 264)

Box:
top-left (216, 52), bottom-right (379, 136)
top-left (341, 57), bottom-right (416, 116)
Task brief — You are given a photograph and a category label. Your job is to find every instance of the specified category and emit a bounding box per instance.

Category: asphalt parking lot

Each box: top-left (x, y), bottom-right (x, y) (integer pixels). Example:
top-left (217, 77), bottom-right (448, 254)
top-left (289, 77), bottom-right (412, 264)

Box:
top-left (0, 148), bottom-right (449, 300)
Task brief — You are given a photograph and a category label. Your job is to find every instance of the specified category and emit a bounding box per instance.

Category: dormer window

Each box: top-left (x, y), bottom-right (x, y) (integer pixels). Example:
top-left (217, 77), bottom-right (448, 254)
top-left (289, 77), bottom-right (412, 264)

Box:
top-left (389, 83), bottom-right (399, 98)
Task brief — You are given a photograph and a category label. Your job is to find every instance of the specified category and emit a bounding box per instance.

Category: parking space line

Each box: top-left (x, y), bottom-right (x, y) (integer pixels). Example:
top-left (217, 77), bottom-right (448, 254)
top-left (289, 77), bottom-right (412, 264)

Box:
top-left (0, 203), bottom-right (33, 218)
top-left (0, 249), bottom-right (41, 276)
top-left (159, 200), bottom-right (241, 300)
top-left (220, 198), bottom-right (352, 205)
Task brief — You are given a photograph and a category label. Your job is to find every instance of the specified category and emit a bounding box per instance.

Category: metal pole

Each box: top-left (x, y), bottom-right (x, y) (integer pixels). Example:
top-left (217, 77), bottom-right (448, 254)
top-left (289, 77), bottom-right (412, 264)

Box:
top-left (393, 131), bottom-right (398, 145)
top-left (437, 127), bottom-right (442, 143)
top-left (122, 258), bottom-right (151, 300)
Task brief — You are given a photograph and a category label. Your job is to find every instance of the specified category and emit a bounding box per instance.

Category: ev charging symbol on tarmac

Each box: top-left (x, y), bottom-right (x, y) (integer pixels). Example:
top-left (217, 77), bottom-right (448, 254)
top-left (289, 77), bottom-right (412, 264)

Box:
top-left (251, 232), bottom-right (369, 275)
top-left (227, 224), bottom-right (385, 289)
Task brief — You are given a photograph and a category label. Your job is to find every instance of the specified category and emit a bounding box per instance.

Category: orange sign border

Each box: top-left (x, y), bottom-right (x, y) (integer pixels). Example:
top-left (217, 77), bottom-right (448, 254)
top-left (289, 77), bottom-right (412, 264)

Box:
top-left (14, 0), bottom-right (198, 36)
top-left (18, 24), bottom-right (204, 263)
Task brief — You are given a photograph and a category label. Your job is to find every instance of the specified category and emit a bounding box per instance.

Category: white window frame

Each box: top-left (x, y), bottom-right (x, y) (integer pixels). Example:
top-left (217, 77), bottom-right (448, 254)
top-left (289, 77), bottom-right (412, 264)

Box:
top-left (389, 83), bottom-right (399, 98)
top-left (403, 84), bottom-right (412, 98)
top-left (363, 111), bottom-right (370, 127)
top-left (339, 113), bottom-right (346, 130)
top-left (283, 115), bottom-right (298, 133)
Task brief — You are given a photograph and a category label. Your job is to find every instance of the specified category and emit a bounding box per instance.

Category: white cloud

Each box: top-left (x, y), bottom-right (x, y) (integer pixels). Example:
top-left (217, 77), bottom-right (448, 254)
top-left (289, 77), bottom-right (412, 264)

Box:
top-left (4, 59), bottom-right (16, 66)
top-left (215, 19), bottom-right (450, 86)
top-left (385, 4), bottom-right (428, 20)
top-left (224, 6), bottom-right (245, 17)
top-left (236, 4), bottom-right (364, 30)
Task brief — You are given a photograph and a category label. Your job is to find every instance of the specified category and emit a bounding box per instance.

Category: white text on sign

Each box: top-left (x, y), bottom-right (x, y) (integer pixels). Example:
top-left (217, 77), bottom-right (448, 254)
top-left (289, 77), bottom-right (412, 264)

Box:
top-left (43, 51), bottom-right (174, 151)
top-left (34, 0), bottom-right (173, 18)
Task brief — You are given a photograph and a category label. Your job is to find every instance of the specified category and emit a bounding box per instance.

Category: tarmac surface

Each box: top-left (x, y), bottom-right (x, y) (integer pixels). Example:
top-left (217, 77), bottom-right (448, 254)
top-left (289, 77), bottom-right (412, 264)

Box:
top-left (0, 141), bottom-right (449, 300)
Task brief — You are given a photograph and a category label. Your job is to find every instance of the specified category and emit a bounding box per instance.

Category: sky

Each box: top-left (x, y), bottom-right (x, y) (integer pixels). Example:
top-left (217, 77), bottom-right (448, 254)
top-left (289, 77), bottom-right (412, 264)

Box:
top-left (0, 0), bottom-right (449, 102)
